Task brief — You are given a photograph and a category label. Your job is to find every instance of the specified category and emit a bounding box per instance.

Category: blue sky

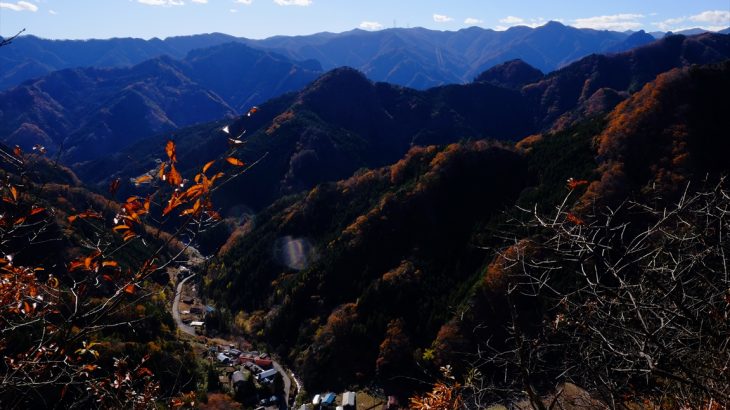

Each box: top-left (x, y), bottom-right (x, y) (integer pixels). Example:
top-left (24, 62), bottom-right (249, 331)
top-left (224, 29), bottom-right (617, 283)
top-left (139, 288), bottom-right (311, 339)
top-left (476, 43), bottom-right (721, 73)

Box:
top-left (1, 0), bottom-right (729, 40)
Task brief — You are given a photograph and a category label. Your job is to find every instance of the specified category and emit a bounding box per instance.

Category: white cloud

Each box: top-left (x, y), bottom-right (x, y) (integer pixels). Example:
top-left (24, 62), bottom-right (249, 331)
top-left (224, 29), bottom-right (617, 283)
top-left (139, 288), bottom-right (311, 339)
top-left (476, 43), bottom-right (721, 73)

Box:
top-left (653, 16), bottom-right (686, 31)
top-left (500, 16), bottom-right (524, 25)
top-left (137, 0), bottom-right (184, 5)
top-left (496, 16), bottom-right (549, 30)
top-left (191, 0), bottom-right (208, 3)
top-left (653, 10), bottom-right (730, 32)
top-left (359, 21), bottom-right (383, 30)
top-left (48, 9), bottom-right (57, 14)
top-left (0, 1), bottom-right (38, 12)
top-left (464, 17), bottom-right (483, 25)
top-left (573, 13), bottom-right (644, 31)
top-left (433, 14), bottom-right (453, 23)
top-left (273, 0), bottom-right (311, 6)
top-left (690, 10), bottom-right (730, 25)
top-left (229, 8), bottom-right (237, 12)
top-left (235, 0), bottom-right (252, 4)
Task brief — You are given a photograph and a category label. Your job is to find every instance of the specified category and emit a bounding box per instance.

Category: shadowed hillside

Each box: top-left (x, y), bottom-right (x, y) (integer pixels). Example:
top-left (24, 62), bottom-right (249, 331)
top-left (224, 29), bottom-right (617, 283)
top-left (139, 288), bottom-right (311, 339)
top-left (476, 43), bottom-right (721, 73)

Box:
top-left (202, 61), bottom-right (730, 399)
top-left (0, 43), bottom-right (322, 164)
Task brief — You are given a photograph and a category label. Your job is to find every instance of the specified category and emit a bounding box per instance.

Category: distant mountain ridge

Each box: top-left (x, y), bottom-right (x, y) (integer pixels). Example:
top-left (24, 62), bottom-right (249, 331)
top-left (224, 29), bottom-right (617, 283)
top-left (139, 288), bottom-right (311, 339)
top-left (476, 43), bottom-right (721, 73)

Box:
top-left (214, 21), bottom-right (660, 88)
top-left (0, 33), bottom-right (243, 90)
top-left (1, 22), bottom-right (705, 91)
top-left (0, 43), bottom-right (322, 163)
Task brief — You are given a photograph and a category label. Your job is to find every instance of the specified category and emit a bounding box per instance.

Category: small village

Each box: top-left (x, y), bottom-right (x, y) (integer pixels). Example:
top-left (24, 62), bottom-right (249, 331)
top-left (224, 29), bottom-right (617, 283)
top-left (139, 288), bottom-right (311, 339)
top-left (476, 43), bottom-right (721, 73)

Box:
top-left (174, 270), bottom-right (387, 410)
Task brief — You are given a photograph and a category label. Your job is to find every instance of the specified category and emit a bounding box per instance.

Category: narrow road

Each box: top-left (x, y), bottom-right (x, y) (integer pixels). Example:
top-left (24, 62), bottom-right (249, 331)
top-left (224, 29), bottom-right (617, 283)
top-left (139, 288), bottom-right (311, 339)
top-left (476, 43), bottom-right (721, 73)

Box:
top-left (169, 253), bottom-right (294, 405)
top-left (172, 273), bottom-right (197, 337)
top-left (272, 361), bottom-right (292, 406)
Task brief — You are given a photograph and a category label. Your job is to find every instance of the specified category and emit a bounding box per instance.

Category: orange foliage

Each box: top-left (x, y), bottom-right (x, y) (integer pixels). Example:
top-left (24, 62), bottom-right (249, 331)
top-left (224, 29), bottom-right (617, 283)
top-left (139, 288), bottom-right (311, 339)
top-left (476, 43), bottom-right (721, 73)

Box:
top-left (431, 320), bottom-right (470, 367)
top-left (376, 318), bottom-right (411, 377)
top-left (265, 110), bottom-right (294, 135)
top-left (410, 382), bottom-right (462, 410)
top-left (566, 177), bottom-right (589, 190)
top-left (515, 133), bottom-right (544, 153)
top-left (165, 140), bottom-right (177, 163)
top-left (580, 68), bottom-right (691, 209)
top-left (484, 240), bottom-right (534, 291)
top-left (381, 260), bottom-right (421, 285)
top-left (566, 212), bottom-right (585, 225)
top-left (0, 124), bottom-right (258, 406)
top-left (218, 220), bottom-right (253, 256)
top-left (389, 145), bottom-right (438, 184)
top-left (323, 302), bottom-right (358, 337)
top-left (225, 157), bottom-right (245, 167)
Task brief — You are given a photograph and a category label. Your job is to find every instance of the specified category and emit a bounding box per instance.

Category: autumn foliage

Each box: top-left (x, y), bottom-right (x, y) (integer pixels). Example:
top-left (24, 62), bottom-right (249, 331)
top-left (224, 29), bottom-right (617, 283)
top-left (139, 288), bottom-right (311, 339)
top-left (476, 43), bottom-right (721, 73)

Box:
top-left (0, 106), bottom-right (259, 407)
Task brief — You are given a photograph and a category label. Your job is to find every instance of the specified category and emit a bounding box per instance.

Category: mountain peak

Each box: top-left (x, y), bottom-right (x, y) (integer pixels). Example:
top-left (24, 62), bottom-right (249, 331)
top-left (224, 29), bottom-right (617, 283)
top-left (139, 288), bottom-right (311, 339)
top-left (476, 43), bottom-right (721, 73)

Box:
top-left (306, 67), bottom-right (371, 92)
top-left (298, 67), bottom-right (376, 115)
top-left (474, 59), bottom-right (544, 89)
top-left (541, 20), bottom-right (567, 29)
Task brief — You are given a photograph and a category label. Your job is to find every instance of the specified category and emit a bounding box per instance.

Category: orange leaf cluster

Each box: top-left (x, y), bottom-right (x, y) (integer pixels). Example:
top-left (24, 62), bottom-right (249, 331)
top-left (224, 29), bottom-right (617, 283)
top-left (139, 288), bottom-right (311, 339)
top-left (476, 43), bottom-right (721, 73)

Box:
top-left (68, 251), bottom-right (120, 274)
top-left (225, 157), bottom-right (245, 167)
top-left (0, 259), bottom-right (48, 318)
top-left (113, 196), bottom-right (151, 241)
top-left (68, 210), bottom-right (103, 224)
top-left (566, 177), bottom-right (589, 190)
top-left (566, 212), bottom-right (585, 226)
top-left (158, 141), bottom-right (184, 187)
top-left (165, 140), bottom-right (177, 163)
top-left (410, 382), bottom-right (462, 410)
top-left (162, 154), bottom-right (225, 218)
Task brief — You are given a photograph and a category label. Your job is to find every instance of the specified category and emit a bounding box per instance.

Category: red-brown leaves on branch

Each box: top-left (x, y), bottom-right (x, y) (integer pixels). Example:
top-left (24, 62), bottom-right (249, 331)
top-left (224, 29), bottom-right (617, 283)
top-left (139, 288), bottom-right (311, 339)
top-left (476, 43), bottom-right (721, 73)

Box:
top-left (225, 157), bottom-right (245, 167)
top-left (202, 160), bottom-right (215, 174)
top-left (163, 192), bottom-right (184, 216)
top-left (165, 140), bottom-right (177, 163)
top-left (133, 175), bottom-right (153, 186)
top-left (68, 210), bottom-right (103, 224)
top-left (566, 177), bottom-right (589, 190)
top-left (158, 162), bottom-right (167, 181)
top-left (171, 391), bottom-right (197, 409)
top-left (166, 164), bottom-right (183, 187)
top-left (68, 252), bottom-right (121, 274)
top-left (566, 212), bottom-right (585, 225)
top-left (2, 185), bottom-right (19, 205)
top-left (108, 178), bottom-right (121, 196)
top-left (410, 381), bottom-right (462, 410)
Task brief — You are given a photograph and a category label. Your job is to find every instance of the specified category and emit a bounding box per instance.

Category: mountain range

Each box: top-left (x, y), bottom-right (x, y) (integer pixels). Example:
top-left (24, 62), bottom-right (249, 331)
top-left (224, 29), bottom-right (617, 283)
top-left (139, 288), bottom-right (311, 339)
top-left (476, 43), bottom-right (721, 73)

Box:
top-left (0, 43), bottom-right (322, 163)
top-left (75, 33), bottom-right (730, 213)
top-left (0, 22), bottom-right (684, 91)
top-left (0, 32), bottom-right (243, 90)
top-left (241, 22), bottom-right (660, 88)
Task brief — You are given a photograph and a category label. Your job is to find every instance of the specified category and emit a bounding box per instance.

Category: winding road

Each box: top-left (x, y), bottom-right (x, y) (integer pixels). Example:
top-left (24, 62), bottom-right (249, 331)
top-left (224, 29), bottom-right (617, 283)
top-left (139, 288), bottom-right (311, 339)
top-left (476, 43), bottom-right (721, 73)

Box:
top-left (169, 254), bottom-right (294, 406)
top-left (172, 273), bottom-right (197, 337)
